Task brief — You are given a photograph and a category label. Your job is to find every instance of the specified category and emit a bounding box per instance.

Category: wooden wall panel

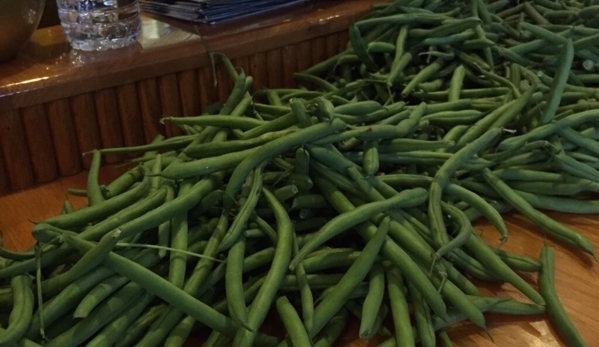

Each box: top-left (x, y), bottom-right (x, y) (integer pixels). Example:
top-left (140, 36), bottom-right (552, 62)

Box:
top-left (282, 44), bottom-right (299, 88)
top-left (311, 36), bottom-right (327, 67)
top-left (267, 49), bottom-right (283, 89)
top-left (137, 78), bottom-right (164, 143)
top-left (95, 88), bottom-right (125, 163)
top-left (0, 151), bottom-right (10, 195)
top-left (297, 41), bottom-right (313, 73)
top-left (159, 74), bottom-right (184, 137)
top-left (46, 99), bottom-right (82, 176)
top-left (116, 83), bottom-right (145, 154)
top-left (0, 110), bottom-right (34, 189)
top-left (71, 93), bottom-right (102, 169)
top-left (199, 66), bottom-right (218, 111)
top-left (250, 52), bottom-right (268, 93)
top-left (0, 28), bottom-right (353, 193)
top-left (326, 33), bottom-right (340, 58)
top-left (216, 63), bottom-right (233, 104)
top-left (178, 70), bottom-right (201, 117)
top-left (20, 105), bottom-right (58, 183)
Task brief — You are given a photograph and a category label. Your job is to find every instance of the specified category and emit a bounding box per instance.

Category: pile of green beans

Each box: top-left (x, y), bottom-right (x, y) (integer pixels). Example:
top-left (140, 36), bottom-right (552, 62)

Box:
top-left (3, 0), bottom-right (599, 346)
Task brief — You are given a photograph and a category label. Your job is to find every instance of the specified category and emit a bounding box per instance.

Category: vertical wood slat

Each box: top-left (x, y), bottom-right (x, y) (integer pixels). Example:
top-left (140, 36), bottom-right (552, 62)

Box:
top-left (137, 78), bottom-right (164, 143)
top-left (159, 74), bottom-right (183, 137)
top-left (282, 44), bottom-right (298, 88)
top-left (46, 99), bottom-right (82, 176)
top-left (71, 93), bottom-right (103, 169)
top-left (338, 31), bottom-right (349, 52)
top-left (0, 110), bottom-right (34, 189)
top-left (199, 65), bottom-right (218, 111)
top-left (0, 151), bottom-right (10, 195)
top-left (178, 70), bottom-right (201, 117)
top-left (216, 63), bottom-right (233, 104)
top-left (116, 83), bottom-right (145, 155)
top-left (326, 33), bottom-right (340, 59)
top-left (297, 41), bottom-right (313, 74)
top-left (311, 36), bottom-right (327, 67)
top-left (20, 105), bottom-right (58, 183)
top-left (250, 52), bottom-right (267, 93)
top-left (95, 88), bottom-right (125, 164)
top-left (266, 49), bottom-right (283, 89)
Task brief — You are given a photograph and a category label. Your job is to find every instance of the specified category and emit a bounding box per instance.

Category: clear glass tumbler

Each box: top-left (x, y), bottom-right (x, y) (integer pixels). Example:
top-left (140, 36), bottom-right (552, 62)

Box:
top-left (56, 0), bottom-right (141, 51)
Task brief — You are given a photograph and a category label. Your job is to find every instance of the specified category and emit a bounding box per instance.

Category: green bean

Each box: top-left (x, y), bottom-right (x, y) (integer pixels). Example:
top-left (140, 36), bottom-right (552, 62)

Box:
top-left (290, 187), bottom-right (427, 270)
top-left (226, 235), bottom-right (248, 327)
top-left (45, 281), bottom-right (145, 347)
top-left (540, 40), bottom-right (574, 124)
top-left (359, 262), bottom-right (385, 339)
top-left (220, 167), bottom-right (264, 251)
top-left (378, 139), bottom-right (455, 153)
top-left (294, 73), bottom-right (338, 92)
top-left (447, 65), bottom-right (466, 102)
top-left (0, 275), bottom-right (33, 346)
top-left (349, 25), bottom-right (378, 71)
top-left (423, 109), bottom-right (484, 126)
top-left (482, 168), bottom-right (594, 255)
top-left (98, 135), bottom-right (197, 155)
top-left (314, 177), bottom-right (447, 320)
top-left (276, 296), bottom-right (311, 347)
top-left (273, 184), bottom-right (299, 202)
top-left (74, 271), bottom-right (132, 320)
top-left (429, 128), bottom-right (502, 248)
top-left (401, 58), bottom-right (445, 97)
top-left (553, 150), bottom-right (599, 182)
top-left (291, 195), bottom-right (329, 210)
top-left (345, 299), bottom-right (391, 337)
top-left (64, 236), bottom-right (276, 347)
top-left (308, 216), bottom-right (389, 338)
top-left (84, 292), bottom-right (154, 347)
top-left (231, 188), bottom-right (293, 347)
top-left (312, 308), bottom-right (349, 347)
top-left (42, 178), bottom-right (149, 230)
top-left (407, 280), bottom-right (435, 347)
top-left (362, 140), bottom-right (379, 176)
top-left (434, 202), bottom-right (473, 259)
top-left (385, 265), bottom-right (414, 347)
top-left (226, 120), bottom-right (346, 213)
top-left (539, 245), bottom-right (588, 347)
top-left (87, 150), bottom-right (106, 206)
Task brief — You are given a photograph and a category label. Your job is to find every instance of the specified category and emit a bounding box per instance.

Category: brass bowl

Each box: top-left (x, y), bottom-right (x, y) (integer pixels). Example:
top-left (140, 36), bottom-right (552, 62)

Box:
top-left (0, 0), bottom-right (46, 62)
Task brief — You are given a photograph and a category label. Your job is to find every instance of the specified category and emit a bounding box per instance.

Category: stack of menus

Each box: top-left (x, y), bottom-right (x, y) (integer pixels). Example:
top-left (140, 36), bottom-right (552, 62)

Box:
top-left (140, 0), bottom-right (307, 24)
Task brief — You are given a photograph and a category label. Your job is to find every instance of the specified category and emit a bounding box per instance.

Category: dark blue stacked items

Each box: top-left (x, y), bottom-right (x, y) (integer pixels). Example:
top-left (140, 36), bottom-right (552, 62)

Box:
top-left (140, 0), bottom-right (307, 24)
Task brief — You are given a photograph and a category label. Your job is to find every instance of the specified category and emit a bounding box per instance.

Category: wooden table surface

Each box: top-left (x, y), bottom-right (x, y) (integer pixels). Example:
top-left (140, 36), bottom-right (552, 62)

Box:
top-left (0, 165), bottom-right (597, 347)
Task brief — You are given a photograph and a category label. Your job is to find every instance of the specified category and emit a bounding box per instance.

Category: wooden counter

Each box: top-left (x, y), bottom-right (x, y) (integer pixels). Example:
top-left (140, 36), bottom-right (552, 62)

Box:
top-left (0, 165), bottom-right (597, 347)
top-left (0, 0), bottom-right (376, 194)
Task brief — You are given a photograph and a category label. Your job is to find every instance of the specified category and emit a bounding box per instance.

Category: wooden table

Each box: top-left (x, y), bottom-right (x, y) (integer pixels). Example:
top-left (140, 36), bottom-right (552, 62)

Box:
top-left (0, 165), bottom-right (597, 347)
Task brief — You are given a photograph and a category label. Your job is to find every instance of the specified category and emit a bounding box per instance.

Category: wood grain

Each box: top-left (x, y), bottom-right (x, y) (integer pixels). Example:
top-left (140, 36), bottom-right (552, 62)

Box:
top-left (178, 69), bottom-right (201, 117)
top-left (159, 73), bottom-right (183, 137)
top-left (20, 104), bottom-right (58, 183)
top-left (94, 88), bottom-right (125, 163)
top-left (282, 44), bottom-right (299, 88)
top-left (267, 49), bottom-right (283, 89)
top-left (0, 167), bottom-right (598, 347)
top-left (116, 83), bottom-right (145, 154)
top-left (250, 52), bottom-right (268, 93)
top-left (311, 36), bottom-right (327, 67)
top-left (326, 33), bottom-right (340, 60)
top-left (70, 93), bottom-right (103, 169)
top-left (0, 151), bottom-right (9, 196)
top-left (137, 78), bottom-right (164, 143)
top-left (297, 41), bottom-right (313, 74)
top-left (216, 62), bottom-right (233, 104)
top-left (46, 99), bottom-right (82, 176)
top-left (0, 110), bottom-right (34, 189)
top-left (199, 65), bottom-right (218, 111)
